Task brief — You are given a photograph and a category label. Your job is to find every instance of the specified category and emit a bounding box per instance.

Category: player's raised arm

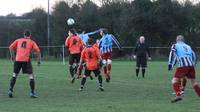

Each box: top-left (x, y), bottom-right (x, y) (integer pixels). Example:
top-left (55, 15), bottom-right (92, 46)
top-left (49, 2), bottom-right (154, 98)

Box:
top-left (111, 35), bottom-right (122, 50)
top-left (85, 29), bottom-right (101, 36)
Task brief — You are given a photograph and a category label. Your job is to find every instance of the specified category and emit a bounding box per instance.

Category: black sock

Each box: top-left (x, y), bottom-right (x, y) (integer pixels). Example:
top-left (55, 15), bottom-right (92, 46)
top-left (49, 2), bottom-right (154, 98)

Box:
top-left (30, 79), bottom-right (35, 93)
top-left (9, 77), bottom-right (16, 91)
top-left (81, 77), bottom-right (87, 87)
top-left (98, 75), bottom-right (103, 86)
top-left (136, 69), bottom-right (139, 77)
top-left (142, 69), bottom-right (145, 78)
top-left (69, 66), bottom-right (74, 77)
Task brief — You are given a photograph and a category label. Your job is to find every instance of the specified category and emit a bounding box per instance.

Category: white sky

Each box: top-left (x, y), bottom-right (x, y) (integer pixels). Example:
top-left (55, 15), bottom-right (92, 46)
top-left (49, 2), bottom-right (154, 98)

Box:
top-left (0, 0), bottom-right (199, 16)
top-left (0, 0), bottom-right (63, 16)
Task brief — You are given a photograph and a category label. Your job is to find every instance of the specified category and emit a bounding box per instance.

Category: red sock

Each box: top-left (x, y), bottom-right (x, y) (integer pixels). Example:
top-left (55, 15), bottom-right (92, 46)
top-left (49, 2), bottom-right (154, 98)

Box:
top-left (193, 84), bottom-right (200, 97)
top-left (173, 82), bottom-right (181, 96)
top-left (181, 78), bottom-right (187, 91)
top-left (103, 66), bottom-right (107, 78)
top-left (108, 64), bottom-right (111, 73)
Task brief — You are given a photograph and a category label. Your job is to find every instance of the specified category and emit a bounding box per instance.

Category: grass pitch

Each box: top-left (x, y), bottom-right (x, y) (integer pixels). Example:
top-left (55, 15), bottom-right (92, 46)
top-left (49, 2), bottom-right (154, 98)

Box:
top-left (0, 60), bottom-right (199, 112)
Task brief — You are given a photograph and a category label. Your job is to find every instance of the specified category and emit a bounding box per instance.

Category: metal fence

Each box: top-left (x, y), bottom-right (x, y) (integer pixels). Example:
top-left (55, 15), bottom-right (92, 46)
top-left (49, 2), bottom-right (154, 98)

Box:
top-left (1, 46), bottom-right (200, 63)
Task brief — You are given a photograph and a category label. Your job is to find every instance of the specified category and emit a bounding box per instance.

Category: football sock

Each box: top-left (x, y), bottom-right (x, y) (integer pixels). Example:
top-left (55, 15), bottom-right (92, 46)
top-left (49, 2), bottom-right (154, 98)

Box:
top-left (74, 64), bottom-right (78, 74)
top-left (98, 75), bottom-right (103, 86)
top-left (182, 78), bottom-right (187, 91)
top-left (193, 84), bottom-right (200, 97)
top-left (142, 69), bottom-right (145, 78)
top-left (136, 69), bottom-right (139, 77)
top-left (108, 64), bottom-right (111, 73)
top-left (9, 77), bottom-right (16, 91)
top-left (103, 66), bottom-right (107, 78)
top-left (173, 82), bottom-right (181, 96)
top-left (69, 66), bottom-right (74, 77)
top-left (30, 79), bottom-right (35, 93)
top-left (81, 77), bottom-right (87, 86)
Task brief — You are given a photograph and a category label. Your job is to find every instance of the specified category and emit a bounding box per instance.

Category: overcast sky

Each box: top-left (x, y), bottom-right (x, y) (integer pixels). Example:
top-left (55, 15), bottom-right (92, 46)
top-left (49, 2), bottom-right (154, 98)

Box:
top-left (0, 0), bottom-right (63, 16)
top-left (0, 0), bottom-right (199, 16)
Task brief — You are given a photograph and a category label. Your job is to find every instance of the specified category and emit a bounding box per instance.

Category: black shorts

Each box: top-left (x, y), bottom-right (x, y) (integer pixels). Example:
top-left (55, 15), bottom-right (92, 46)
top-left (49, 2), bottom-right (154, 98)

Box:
top-left (69, 53), bottom-right (81, 65)
top-left (136, 57), bottom-right (147, 67)
top-left (84, 68), bottom-right (101, 77)
top-left (13, 61), bottom-right (33, 74)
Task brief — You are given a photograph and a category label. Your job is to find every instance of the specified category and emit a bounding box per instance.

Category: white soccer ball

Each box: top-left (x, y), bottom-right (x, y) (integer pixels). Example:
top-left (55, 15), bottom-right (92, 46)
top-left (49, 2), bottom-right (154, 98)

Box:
top-left (67, 18), bottom-right (75, 25)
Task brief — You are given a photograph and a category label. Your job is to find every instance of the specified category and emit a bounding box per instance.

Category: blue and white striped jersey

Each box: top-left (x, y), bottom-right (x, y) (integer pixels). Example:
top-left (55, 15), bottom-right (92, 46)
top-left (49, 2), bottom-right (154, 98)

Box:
top-left (168, 42), bottom-right (196, 67)
top-left (99, 34), bottom-right (121, 54)
top-left (79, 30), bottom-right (99, 45)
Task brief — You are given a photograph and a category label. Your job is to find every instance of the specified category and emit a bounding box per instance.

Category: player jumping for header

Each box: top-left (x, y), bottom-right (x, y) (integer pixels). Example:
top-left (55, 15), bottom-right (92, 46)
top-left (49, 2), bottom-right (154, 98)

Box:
top-left (168, 35), bottom-right (200, 103)
top-left (99, 28), bottom-right (122, 83)
top-left (65, 29), bottom-right (84, 83)
top-left (8, 30), bottom-right (41, 98)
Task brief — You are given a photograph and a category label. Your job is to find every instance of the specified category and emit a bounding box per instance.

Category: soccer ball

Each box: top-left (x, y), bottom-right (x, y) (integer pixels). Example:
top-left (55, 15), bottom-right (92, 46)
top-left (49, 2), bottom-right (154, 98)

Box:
top-left (67, 18), bottom-right (75, 25)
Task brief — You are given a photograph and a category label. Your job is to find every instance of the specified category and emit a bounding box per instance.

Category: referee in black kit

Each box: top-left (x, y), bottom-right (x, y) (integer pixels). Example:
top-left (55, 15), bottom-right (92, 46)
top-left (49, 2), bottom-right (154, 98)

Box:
top-left (133, 36), bottom-right (151, 78)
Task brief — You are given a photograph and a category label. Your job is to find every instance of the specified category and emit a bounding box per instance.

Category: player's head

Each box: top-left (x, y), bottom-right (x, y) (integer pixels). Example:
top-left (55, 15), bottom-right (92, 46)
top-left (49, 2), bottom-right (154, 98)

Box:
top-left (139, 36), bottom-right (145, 43)
top-left (24, 30), bottom-right (31, 38)
top-left (68, 29), bottom-right (77, 36)
top-left (176, 35), bottom-right (184, 42)
top-left (100, 28), bottom-right (108, 36)
top-left (77, 29), bottom-right (85, 34)
top-left (88, 38), bottom-right (94, 45)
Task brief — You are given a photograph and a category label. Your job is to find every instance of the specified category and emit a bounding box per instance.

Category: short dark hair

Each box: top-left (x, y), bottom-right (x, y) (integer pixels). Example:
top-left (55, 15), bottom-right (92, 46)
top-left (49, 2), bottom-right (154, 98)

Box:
top-left (24, 30), bottom-right (31, 37)
top-left (69, 29), bottom-right (77, 35)
top-left (102, 28), bottom-right (108, 34)
top-left (77, 29), bottom-right (83, 34)
top-left (88, 38), bottom-right (94, 45)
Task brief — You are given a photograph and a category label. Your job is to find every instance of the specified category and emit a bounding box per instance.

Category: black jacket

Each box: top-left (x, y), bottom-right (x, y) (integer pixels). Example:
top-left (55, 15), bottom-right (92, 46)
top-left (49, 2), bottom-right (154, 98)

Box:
top-left (134, 42), bottom-right (151, 57)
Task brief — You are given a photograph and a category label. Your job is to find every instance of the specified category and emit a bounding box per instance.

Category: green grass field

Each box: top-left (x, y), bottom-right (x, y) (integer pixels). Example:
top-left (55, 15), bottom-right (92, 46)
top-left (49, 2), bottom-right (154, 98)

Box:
top-left (0, 60), bottom-right (200, 112)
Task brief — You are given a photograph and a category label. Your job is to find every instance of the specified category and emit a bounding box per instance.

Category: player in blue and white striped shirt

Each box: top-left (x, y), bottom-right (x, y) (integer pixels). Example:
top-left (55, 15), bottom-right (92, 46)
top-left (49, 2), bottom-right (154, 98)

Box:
top-left (78, 30), bottom-right (100, 46)
top-left (99, 28), bottom-right (122, 82)
top-left (168, 35), bottom-right (200, 103)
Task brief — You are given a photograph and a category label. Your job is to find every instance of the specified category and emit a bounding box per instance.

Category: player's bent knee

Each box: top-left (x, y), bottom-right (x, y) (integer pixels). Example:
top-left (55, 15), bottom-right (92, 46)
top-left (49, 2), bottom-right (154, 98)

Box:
top-left (191, 79), bottom-right (198, 86)
top-left (29, 74), bottom-right (34, 79)
top-left (82, 75), bottom-right (86, 78)
top-left (12, 73), bottom-right (17, 77)
top-left (107, 59), bottom-right (112, 64)
top-left (102, 60), bottom-right (107, 65)
top-left (172, 78), bottom-right (179, 84)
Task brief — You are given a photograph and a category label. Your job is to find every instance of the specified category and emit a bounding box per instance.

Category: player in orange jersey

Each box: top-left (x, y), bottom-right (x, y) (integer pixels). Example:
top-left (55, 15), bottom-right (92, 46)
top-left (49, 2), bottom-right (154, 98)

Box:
top-left (78, 38), bottom-right (104, 91)
top-left (65, 29), bottom-right (84, 83)
top-left (8, 30), bottom-right (41, 98)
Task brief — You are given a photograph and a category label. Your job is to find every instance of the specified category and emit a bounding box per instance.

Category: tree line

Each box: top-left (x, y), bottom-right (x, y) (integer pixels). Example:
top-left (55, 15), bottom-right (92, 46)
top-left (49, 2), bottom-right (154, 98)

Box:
top-left (0, 0), bottom-right (200, 48)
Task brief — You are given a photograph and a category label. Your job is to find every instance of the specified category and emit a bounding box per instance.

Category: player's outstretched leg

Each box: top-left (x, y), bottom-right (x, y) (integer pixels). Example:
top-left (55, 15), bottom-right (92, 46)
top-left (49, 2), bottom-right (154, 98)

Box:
top-left (171, 78), bottom-right (182, 103)
top-left (80, 75), bottom-right (87, 91)
top-left (103, 65), bottom-right (107, 77)
top-left (181, 78), bottom-right (187, 94)
top-left (8, 73), bottom-right (17, 98)
top-left (191, 79), bottom-right (200, 97)
top-left (69, 65), bottom-right (75, 83)
top-left (107, 59), bottom-right (112, 82)
top-left (77, 64), bottom-right (83, 78)
top-left (98, 75), bottom-right (104, 91)
top-left (29, 75), bottom-right (38, 98)
top-left (136, 67), bottom-right (139, 78)
top-left (142, 68), bottom-right (145, 78)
